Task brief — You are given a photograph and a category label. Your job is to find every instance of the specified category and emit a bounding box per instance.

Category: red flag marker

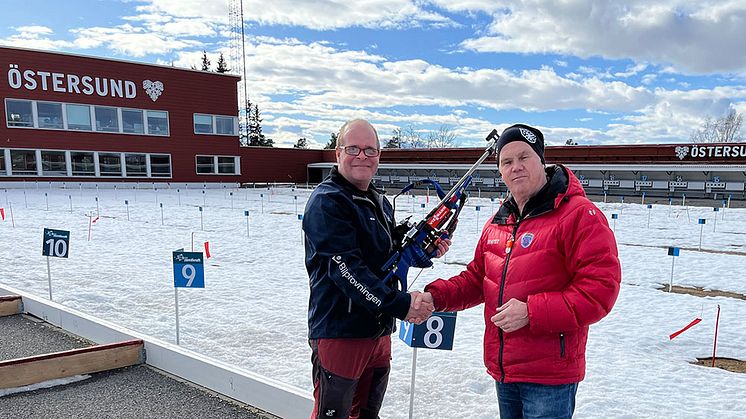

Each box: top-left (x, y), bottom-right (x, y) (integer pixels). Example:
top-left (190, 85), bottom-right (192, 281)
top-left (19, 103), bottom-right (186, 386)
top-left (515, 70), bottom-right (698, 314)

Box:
top-left (0, 208), bottom-right (4, 220)
top-left (92, 216), bottom-right (100, 224)
top-left (204, 241), bottom-right (211, 259)
top-left (669, 318), bottom-right (702, 340)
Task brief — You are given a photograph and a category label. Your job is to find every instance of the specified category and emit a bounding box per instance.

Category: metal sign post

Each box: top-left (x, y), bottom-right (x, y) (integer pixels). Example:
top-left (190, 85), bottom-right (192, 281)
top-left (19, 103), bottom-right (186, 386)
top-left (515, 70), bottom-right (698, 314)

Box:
top-left (42, 228), bottom-right (70, 301)
top-left (172, 251), bottom-right (205, 345)
top-left (245, 210), bottom-right (250, 237)
top-left (646, 204), bottom-right (652, 228)
top-left (399, 312), bottom-right (457, 419)
top-left (667, 247), bottom-right (680, 292)
top-left (698, 218), bottom-right (706, 250)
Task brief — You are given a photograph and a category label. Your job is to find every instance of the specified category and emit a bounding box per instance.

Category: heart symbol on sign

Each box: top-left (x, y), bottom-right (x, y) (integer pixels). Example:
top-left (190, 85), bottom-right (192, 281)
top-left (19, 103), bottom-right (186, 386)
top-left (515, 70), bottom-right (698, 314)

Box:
top-left (143, 80), bottom-right (164, 102)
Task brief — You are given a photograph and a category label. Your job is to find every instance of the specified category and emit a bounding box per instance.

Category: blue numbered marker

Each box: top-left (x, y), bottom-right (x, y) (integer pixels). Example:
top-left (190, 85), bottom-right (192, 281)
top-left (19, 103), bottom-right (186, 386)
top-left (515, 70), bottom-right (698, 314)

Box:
top-left (173, 251), bottom-right (205, 288)
top-left (399, 312), bottom-right (457, 350)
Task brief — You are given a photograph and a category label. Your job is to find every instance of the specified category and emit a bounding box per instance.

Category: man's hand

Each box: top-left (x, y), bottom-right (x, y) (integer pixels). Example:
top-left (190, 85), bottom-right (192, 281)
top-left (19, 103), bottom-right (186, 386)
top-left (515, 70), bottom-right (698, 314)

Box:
top-left (434, 238), bottom-right (451, 258)
top-left (406, 291), bottom-right (434, 324)
top-left (490, 298), bottom-right (529, 333)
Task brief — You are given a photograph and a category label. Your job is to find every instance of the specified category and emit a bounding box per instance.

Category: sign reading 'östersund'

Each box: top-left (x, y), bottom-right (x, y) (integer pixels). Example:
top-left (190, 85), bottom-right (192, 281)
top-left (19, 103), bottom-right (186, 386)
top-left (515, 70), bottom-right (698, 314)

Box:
top-left (6, 63), bottom-right (164, 102)
top-left (674, 144), bottom-right (746, 160)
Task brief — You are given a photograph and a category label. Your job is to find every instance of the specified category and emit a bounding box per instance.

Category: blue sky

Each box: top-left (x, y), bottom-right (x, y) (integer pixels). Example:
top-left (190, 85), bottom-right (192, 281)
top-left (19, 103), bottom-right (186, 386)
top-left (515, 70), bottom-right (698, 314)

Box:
top-left (2, 0), bottom-right (745, 148)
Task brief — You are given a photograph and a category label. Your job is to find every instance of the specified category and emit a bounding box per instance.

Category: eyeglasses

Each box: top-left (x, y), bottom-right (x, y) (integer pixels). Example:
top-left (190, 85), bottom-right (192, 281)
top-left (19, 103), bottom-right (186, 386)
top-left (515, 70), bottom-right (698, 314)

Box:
top-left (338, 145), bottom-right (380, 157)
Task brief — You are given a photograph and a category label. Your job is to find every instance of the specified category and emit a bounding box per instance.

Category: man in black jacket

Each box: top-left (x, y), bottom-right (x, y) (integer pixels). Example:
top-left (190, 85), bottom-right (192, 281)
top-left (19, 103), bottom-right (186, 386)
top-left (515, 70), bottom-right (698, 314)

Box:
top-left (303, 119), bottom-right (448, 418)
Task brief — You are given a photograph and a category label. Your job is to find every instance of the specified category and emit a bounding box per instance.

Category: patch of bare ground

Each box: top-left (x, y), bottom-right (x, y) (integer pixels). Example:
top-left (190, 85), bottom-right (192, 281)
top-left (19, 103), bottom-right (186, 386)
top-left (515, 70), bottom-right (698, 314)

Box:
top-left (658, 285), bottom-right (746, 300)
top-left (691, 357), bottom-right (746, 374)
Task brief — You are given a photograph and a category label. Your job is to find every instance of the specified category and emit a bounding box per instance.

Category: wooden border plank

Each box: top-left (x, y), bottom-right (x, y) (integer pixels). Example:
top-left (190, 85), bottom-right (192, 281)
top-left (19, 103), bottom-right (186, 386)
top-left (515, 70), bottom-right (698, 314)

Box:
top-left (0, 295), bottom-right (22, 317)
top-left (0, 339), bottom-right (144, 389)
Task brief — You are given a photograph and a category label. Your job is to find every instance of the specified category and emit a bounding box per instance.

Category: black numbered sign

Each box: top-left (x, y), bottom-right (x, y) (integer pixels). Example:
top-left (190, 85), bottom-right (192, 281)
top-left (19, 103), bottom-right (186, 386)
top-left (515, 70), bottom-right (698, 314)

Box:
top-left (42, 228), bottom-right (70, 258)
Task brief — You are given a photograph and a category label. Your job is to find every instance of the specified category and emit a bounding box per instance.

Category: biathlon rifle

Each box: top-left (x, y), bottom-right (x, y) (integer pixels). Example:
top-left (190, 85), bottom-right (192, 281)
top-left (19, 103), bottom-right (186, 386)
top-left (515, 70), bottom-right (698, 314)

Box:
top-left (382, 129), bottom-right (500, 291)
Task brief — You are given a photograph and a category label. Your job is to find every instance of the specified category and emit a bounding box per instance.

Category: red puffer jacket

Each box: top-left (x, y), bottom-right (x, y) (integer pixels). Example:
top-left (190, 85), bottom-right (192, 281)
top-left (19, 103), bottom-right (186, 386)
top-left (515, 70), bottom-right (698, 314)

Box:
top-left (425, 165), bottom-right (621, 384)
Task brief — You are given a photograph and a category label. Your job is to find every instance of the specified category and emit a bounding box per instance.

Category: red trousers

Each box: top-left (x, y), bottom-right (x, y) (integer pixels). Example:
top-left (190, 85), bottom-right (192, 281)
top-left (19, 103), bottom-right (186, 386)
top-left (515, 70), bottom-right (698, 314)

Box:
top-left (310, 336), bottom-right (391, 419)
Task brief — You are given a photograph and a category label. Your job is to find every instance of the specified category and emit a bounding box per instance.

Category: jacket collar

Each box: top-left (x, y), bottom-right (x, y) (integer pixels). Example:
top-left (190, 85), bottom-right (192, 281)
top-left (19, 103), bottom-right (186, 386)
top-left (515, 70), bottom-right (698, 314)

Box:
top-left (492, 165), bottom-right (577, 224)
top-left (329, 166), bottom-right (382, 200)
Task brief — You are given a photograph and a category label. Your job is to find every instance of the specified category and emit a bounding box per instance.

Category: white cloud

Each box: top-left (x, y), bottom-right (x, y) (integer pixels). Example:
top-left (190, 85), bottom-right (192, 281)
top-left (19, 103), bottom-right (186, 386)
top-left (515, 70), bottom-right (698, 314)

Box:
top-left (141, 0), bottom-right (455, 30)
top-left (69, 24), bottom-right (203, 57)
top-left (456, 0), bottom-right (746, 74)
top-left (0, 26), bottom-right (74, 50)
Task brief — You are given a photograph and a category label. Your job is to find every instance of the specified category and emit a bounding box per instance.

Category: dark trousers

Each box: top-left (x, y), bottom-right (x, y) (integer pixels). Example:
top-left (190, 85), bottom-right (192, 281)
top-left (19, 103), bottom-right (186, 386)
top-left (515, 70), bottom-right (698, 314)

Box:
top-left (310, 336), bottom-right (391, 419)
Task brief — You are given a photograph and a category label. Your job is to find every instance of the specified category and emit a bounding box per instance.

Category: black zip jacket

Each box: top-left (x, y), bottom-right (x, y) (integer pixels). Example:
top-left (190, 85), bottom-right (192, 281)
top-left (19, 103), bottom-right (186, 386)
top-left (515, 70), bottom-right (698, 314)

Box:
top-left (303, 167), bottom-right (411, 339)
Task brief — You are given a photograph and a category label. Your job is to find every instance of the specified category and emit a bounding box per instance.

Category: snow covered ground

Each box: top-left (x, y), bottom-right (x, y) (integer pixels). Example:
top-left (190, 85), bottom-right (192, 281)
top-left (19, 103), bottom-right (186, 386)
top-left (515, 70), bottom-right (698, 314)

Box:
top-left (1, 184), bottom-right (745, 418)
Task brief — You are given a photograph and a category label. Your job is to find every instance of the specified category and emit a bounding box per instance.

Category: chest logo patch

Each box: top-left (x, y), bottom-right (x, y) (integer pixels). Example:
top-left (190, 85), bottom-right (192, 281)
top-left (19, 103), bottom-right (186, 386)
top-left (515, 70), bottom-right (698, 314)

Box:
top-left (520, 232), bottom-right (535, 248)
top-left (487, 238), bottom-right (500, 245)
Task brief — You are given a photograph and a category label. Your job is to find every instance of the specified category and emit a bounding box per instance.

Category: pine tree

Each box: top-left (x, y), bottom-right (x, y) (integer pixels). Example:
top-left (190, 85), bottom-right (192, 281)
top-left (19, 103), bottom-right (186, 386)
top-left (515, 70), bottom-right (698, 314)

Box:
top-left (324, 133), bottom-right (338, 149)
top-left (294, 138), bottom-right (308, 149)
top-left (239, 97), bottom-right (252, 146)
top-left (215, 53), bottom-right (230, 73)
top-left (248, 104), bottom-right (262, 146)
top-left (248, 104), bottom-right (274, 147)
top-left (200, 51), bottom-right (211, 71)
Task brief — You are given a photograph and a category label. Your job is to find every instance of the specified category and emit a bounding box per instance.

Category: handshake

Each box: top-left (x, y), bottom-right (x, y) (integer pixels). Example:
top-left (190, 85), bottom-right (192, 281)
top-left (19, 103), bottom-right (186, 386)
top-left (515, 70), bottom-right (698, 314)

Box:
top-left (405, 291), bottom-right (435, 324)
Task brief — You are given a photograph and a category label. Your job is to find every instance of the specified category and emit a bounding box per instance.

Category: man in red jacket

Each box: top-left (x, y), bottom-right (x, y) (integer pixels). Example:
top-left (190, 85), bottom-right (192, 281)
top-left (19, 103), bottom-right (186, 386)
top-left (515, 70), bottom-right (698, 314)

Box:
top-left (416, 124), bottom-right (621, 418)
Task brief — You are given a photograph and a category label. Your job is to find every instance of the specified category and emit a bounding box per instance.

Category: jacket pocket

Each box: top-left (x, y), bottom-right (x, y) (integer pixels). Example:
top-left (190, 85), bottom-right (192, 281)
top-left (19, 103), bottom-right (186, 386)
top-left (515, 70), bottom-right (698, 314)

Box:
top-left (559, 332), bottom-right (566, 358)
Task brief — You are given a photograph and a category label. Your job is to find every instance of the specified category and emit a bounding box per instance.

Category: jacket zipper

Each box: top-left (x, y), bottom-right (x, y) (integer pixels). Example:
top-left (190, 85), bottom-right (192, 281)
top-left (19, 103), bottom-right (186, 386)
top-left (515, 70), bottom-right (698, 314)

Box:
top-left (497, 220), bottom-right (521, 382)
top-left (559, 332), bottom-right (566, 358)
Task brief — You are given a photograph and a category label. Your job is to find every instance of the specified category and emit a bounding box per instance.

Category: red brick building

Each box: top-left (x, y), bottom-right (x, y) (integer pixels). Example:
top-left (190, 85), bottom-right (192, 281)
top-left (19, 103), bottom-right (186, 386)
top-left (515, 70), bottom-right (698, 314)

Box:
top-left (1, 46), bottom-right (242, 183)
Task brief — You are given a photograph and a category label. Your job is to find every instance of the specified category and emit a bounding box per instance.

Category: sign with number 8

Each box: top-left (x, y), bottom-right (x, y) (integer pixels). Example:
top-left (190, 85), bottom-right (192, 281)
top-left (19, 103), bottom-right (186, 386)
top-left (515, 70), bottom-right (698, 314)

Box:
top-left (399, 311), bottom-right (457, 350)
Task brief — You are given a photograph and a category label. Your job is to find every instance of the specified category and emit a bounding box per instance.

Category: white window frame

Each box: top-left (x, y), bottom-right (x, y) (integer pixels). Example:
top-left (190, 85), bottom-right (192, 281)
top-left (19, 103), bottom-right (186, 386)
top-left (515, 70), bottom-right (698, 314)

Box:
top-left (193, 113), bottom-right (238, 136)
top-left (195, 155), bottom-right (240, 175)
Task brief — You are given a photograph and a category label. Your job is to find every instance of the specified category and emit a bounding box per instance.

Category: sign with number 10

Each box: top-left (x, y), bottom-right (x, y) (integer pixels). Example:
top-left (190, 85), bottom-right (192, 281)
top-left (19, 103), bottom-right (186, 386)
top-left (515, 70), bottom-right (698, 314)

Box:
top-left (172, 251), bottom-right (205, 288)
top-left (399, 311), bottom-right (457, 350)
top-left (42, 228), bottom-right (70, 258)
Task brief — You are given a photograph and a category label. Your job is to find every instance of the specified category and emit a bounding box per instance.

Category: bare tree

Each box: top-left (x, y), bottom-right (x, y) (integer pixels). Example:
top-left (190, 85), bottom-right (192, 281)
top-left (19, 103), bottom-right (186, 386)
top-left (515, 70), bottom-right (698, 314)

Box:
top-left (426, 124), bottom-right (457, 148)
top-left (397, 125), bottom-right (427, 148)
top-left (691, 109), bottom-right (744, 143)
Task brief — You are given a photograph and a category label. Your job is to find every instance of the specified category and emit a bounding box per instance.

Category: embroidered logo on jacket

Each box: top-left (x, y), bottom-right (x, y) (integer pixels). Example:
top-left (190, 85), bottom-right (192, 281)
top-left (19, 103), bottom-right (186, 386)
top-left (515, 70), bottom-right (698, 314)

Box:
top-left (520, 233), bottom-right (535, 248)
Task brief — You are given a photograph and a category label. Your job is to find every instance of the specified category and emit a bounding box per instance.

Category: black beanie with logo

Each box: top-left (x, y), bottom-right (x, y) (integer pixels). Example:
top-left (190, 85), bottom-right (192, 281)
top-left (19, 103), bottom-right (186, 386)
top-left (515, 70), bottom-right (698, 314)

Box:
top-left (496, 124), bottom-right (545, 164)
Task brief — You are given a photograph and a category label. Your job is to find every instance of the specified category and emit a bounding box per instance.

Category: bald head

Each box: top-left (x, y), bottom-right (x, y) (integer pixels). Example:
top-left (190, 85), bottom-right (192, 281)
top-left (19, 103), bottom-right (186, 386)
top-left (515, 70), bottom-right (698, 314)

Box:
top-left (337, 119), bottom-right (380, 148)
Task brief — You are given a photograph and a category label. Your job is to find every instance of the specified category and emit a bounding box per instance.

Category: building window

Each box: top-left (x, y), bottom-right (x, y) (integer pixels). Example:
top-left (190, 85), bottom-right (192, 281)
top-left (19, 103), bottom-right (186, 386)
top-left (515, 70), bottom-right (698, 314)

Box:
top-left (37, 102), bottom-right (64, 129)
top-left (5, 99), bottom-right (33, 127)
top-left (150, 154), bottom-right (171, 177)
top-left (146, 111), bottom-right (169, 136)
top-left (194, 114), bottom-right (237, 135)
top-left (215, 116), bottom-right (235, 135)
top-left (194, 114), bottom-right (213, 134)
top-left (196, 155), bottom-right (239, 175)
top-left (41, 150), bottom-right (67, 176)
top-left (70, 152), bottom-right (95, 176)
top-left (0, 149), bottom-right (6, 176)
top-left (66, 104), bottom-right (92, 131)
top-left (122, 109), bottom-right (144, 134)
top-left (99, 153), bottom-right (122, 176)
top-left (10, 150), bottom-right (37, 175)
top-left (196, 156), bottom-right (214, 174)
top-left (95, 106), bottom-right (119, 132)
top-left (218, 156), bottom-right (236, 174)
top-left (125, 153), bottom-right (147, 176)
